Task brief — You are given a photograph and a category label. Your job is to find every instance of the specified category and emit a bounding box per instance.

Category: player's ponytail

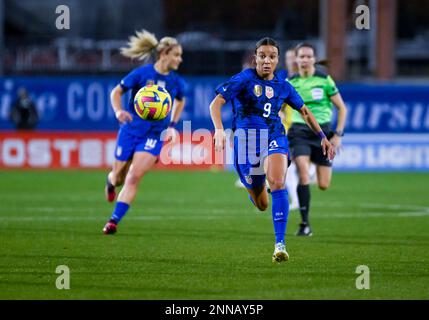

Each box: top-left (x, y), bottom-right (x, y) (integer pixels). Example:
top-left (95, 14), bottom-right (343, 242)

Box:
top-left (316, 59), bottom-right (330, 67)
top-left (121, 30), bottom-right (180, 61)
top-left (120, 29), bottom-right (159, 61)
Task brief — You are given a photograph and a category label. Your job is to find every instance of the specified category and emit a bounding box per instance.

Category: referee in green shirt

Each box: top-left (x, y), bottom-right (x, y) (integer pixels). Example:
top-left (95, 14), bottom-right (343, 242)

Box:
top-left (288, 43), bottom-right (348, 236)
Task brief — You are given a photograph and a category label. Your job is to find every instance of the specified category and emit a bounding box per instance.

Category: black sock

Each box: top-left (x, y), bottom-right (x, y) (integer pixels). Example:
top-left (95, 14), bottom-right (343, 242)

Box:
top-left (106, 176), bottom-right (115, 189)
top-left (297, 184), bottom-right (310, 224)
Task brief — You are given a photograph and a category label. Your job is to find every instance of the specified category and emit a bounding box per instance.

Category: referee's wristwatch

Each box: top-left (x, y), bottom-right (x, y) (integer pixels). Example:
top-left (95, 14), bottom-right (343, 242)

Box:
top-left (334, 130), bottom-right (344, 137)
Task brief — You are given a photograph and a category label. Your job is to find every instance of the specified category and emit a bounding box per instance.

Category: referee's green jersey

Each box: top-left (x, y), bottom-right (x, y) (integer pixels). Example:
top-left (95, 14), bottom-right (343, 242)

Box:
top-left (288, 70), bottom-right (339, 125)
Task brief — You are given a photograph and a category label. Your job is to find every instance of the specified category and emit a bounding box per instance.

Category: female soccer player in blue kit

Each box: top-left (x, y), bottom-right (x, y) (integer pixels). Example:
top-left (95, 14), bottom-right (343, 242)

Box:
top-left (103, 30), bottom-right (186, 234)
top-left (209, 38), bottom-right (335, 262)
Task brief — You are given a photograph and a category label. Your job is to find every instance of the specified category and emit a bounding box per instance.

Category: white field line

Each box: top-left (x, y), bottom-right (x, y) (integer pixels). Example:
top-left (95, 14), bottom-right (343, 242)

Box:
top-left (0, 207), bottom-right (230, 214)
top-left (312, 201), bottom-right (429, 211)
top-left (1, 211), bottom-right (429, 222)
top-left (1, 195), bottom-right (427, 213)
top-left (1, 201), bottom-right (428, 212)
top-left (0, 194), bottom-right (191, 203)
top-left (0, 201), bottom-right (428, 221)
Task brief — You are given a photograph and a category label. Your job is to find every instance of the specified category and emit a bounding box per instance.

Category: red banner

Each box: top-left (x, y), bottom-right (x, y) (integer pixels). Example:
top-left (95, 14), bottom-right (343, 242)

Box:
top-left (0, 131), bottom-right (224, 170)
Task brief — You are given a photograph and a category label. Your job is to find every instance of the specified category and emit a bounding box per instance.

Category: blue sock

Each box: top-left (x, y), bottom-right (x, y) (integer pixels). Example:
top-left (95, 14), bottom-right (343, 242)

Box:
top-left (271, 189), bottom-right (289, 244)
top-left (110, 201), bottom-right (130, 224)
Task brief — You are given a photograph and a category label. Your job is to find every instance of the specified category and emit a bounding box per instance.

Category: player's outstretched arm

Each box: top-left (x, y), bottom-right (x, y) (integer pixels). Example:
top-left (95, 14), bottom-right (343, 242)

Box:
top-left (298, 105), bottom-right (335, 160)
top-left (170, 98), bottom-right (186, 124)
top-left (110, 85), bottom-right (133, 123)
top-left (209, 94), bottom-right (227, 152)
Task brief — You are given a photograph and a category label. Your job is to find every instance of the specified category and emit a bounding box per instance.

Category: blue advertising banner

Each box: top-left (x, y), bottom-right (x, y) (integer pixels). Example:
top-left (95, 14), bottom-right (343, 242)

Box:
top-left (339, 84), bottom-right (429, 133)
top-left (1, 76), bottom-right (429, 133)
top-left (0, 76), bottom-right (227, 131)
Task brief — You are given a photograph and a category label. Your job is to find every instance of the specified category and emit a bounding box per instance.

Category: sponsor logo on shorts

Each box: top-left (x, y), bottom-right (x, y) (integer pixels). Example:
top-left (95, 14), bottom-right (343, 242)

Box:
top-left (269, 140), bottom-right (279, 150)
top-left (144, 139), bottom-right (157, 150)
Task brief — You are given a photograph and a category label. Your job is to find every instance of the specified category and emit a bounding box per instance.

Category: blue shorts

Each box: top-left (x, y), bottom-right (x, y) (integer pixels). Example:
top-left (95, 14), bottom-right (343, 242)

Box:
top-left (233, 129), bottom-right (290, 189)
top-left (114, 127), bottom-right (163, 161)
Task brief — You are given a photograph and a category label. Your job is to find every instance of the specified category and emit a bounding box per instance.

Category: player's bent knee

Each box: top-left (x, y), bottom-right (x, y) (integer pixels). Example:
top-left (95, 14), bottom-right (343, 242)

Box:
top-left (318, 182), bottom-right (330, 190)
top-left (267, 179), bottom-right (285, 191)
top-left (257, 201), bottom-right (268, 211)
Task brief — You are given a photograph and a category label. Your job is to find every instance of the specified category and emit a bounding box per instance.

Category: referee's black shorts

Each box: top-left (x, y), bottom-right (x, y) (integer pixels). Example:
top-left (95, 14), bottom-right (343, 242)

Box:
top-left (288, 123), bottom-right (333, 167)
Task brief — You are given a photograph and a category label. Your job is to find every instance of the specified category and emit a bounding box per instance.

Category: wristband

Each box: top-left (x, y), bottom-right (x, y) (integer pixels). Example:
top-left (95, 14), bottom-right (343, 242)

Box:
top-left (168, 121), bottom-right (177, 128)
top-left (317, 131), bottom-right (326, 139)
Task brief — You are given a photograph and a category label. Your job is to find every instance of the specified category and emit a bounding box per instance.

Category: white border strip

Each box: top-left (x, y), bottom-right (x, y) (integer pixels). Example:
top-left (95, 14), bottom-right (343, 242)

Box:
top-left (343, 134), bottom-right (429, 143)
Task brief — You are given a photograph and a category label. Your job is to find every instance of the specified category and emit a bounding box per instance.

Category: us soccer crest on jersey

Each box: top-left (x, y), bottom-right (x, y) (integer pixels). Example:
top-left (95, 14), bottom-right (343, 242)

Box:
top-left (265, 86), bottom-right (274, 99)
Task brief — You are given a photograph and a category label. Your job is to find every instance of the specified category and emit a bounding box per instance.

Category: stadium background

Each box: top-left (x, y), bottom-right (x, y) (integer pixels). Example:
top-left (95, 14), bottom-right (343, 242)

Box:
top-left (1, 0), bottom-right (429, 300)
top-left (1, 0), bottom-right (429, 171)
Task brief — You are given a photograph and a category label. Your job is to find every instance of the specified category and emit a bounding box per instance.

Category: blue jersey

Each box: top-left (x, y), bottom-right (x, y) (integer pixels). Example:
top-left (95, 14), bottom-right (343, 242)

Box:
top-left (275, 69), bottom-right (289, 81)
top-left (119, 63), bottom-right (186, 137)
top-left (216, 68), bottom-right (304, 138)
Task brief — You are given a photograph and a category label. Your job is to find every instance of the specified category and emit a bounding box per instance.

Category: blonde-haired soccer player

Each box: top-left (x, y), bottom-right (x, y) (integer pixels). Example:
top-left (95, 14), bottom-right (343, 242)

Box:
top-left (103, 30), bottom-right (186, 234)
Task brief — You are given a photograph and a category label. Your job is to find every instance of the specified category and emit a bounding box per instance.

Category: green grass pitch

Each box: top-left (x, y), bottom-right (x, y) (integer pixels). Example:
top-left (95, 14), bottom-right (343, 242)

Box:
top-left (0, 170), bottom-right (428, 299)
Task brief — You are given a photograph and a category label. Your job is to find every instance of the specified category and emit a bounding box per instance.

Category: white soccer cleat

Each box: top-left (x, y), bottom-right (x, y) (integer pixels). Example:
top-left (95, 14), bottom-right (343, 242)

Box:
top-left (272, 242), bottom-right (289, 263)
